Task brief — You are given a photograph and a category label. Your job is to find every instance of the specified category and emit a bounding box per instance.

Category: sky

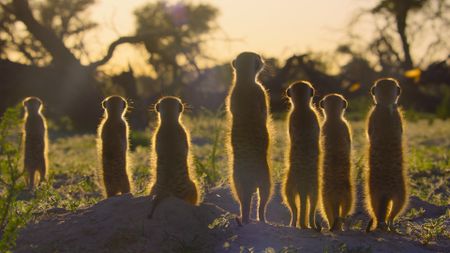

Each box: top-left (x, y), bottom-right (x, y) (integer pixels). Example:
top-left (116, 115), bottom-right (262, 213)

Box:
top-left (87, 0), bottom-right (377, 75)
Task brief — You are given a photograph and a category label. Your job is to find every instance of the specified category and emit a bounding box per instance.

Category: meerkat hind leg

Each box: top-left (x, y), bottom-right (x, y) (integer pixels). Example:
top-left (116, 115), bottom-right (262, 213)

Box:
top-left (299, 192), bottom-right (308, 228)
top-left (375, 196), bottom-right (390, 231)
top-left (323, 198), bottom-right (336, 232)
top-left (388, 194), bottom-right (405, 232)
top-left (257, 177), bottom-right (270, 223)
top-left (27, 169), bottom-right (36, 190)
top-left (286, 190), bottom-right (298, 227)
top-left (120, 178), bottom-right (131, 195)
top-left (308, 192), bottom-right (319, 230)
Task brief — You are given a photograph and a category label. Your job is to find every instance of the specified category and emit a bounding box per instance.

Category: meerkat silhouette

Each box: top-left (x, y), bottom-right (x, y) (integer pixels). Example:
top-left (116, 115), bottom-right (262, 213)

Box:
top-left (226, 52), bottom-right (273, 224)
top-left (365, 78), bottom-right (408, 232)
top-left (97, 95), bottom-right (132, 198)
top-left (319, 94), bottom-right (355, 232)
top-left (282, 81), bottom-right (321, 229)
top-left (148, 96), bottom-right (200, 219)
top-left (22, 97), bottom-right (48, 190)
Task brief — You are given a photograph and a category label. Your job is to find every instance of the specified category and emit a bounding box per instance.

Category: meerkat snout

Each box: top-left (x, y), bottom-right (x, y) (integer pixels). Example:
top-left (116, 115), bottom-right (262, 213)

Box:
top-left (371, 78), bottom-right (401, 106)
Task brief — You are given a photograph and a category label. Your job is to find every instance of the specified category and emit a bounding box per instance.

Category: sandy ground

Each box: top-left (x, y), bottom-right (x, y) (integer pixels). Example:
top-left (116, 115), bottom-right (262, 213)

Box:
top-left (15, 185), bottom-right (449, 253)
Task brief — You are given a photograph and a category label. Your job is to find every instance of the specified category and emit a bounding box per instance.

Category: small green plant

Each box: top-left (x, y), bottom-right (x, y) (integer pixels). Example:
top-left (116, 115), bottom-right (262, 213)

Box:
top-left (192, 107), bottom-right (226, 186)
top-left (323, 243), bottom-right (372, 253)
top-left (208, 212), bottom-right (235, 230)
top-left (0, 106), bottom-right (34, 251)
top-left (405, 214), bottom-right (449, 245)
top-left (436, 86), bottom-right (450, 120)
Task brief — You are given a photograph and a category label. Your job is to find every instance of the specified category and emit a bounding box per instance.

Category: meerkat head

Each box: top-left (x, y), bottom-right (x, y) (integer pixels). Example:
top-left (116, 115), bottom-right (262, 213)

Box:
top-left (371, 78), bottom-right (401, 107)
top-left (319, 94), bottom-right (348, 118)
top-left (23, 97), bottom-right (43, 114)
top-left (102, 95), bottom-right (127, 118)
top-left (286, 80), bottom-right (315, 106)
top-left (231, 52), bottom-right (264, 81)
top-left (155, 96), bottom-right (184, 122)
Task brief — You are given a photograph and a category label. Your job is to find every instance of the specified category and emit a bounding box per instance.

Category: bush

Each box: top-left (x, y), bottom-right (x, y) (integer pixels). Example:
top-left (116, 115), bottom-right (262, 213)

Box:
top-left (0, 106), bottom-right (34, 251)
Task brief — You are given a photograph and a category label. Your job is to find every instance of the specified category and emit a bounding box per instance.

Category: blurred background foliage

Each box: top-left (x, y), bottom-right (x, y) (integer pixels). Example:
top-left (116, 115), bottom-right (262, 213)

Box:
top-left (0, 0), bottom-right (449, 132)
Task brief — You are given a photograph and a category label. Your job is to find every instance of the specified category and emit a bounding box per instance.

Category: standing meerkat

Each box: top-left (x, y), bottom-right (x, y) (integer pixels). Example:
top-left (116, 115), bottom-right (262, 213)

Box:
top-left (226, 52), bottom-right (273, 224)
top-left (282, 81), bottom-right (321, 229)
top-left (319, 94), bottom-right (355, 231)
top-left (97, 95), bottom-right (132, 198)
top-left (148, 96), bottom-right (200, 218)
top-left (365, 78), bottom-right (408, 232)
top-left (22, 97), bottom-right (48, 190)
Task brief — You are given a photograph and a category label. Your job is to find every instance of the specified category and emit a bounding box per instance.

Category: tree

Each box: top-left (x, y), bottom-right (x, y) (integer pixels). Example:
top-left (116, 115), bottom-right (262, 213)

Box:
top-left (134, 1), bottom-right (219, 94)
top-left (371, 0), bottom-right (428, 69)
top-left (0, 0), bottom-right (220, 130)
top-left (346, 0), bottom-right (449, 71)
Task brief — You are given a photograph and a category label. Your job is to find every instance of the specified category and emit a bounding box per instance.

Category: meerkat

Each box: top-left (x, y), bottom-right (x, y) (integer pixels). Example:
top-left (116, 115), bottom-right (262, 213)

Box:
top-left (319, 94), bottom-right (355, 232)
top-left (282, 81), bottom-right (321, 229)
top-left (365, 78), bottom-right (408, 232)
top-left (22, 97), bottom-right (48, 190)
top-left (148, 96), bottom-right (200, 218)
top-left (97, 95), bottom-right (132, 198)
top-left (226, 52), bottom-right (273, 224)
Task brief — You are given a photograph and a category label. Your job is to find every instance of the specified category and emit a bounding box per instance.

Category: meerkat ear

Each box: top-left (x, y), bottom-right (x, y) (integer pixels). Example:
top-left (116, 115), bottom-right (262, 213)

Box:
top-left (319, 99), bottom-right (324, 109)
top-left (155, 103), bottom-right (160, 112)
top-left (22, 98), bottom-right (28, 107)
top-left (286, 87), bottom-right (291, 98)
top-left (231, 59), bottom-right (236, 69)
top-left (343, 99), bottom-right (348, 109)
top-left (102, 99), bottom-right (108, 109)
top-left (370, 85), bottom-right (376, 96)
top-left (396, 85), bottom-right (401, 96)
top-left (255, 57), bottom-right (262, 72)
top-left (178, 102), bottom-right (184, 113)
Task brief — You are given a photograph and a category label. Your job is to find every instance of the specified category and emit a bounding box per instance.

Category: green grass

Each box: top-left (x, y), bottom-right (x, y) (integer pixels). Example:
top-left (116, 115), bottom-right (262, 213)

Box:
top-left (2, 109), bottom-right (449, 251)
top-left (42, 114), bottom-right (450, 208)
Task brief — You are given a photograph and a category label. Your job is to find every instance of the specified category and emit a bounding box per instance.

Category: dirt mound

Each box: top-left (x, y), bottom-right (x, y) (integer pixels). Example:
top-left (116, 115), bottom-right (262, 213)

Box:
top-left (16, 187), bottom-right (447, 253)
top-left (16, 194), bottom-right (228, 253)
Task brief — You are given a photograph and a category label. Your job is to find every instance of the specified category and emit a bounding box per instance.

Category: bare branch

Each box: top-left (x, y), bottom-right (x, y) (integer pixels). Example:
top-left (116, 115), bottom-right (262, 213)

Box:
top-left (89, 35), bottom-right (143, 68)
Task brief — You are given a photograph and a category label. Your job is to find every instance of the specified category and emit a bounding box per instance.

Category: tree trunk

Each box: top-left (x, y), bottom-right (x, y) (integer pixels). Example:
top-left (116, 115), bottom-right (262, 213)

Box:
top-left (395, 10), bottom-right (414, 69)
top-left (12, 0), bottom-right (79, 66)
